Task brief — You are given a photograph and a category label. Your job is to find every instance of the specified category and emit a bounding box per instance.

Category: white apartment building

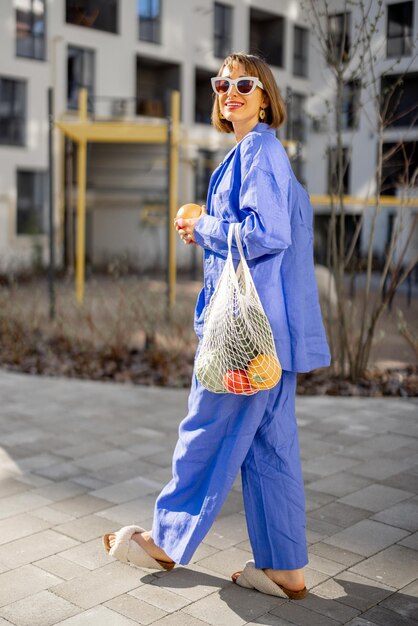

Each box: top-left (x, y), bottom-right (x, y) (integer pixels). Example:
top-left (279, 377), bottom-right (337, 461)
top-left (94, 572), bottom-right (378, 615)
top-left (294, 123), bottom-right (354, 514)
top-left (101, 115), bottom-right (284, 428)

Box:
top-left (0, 0), bottom-right (417, 274)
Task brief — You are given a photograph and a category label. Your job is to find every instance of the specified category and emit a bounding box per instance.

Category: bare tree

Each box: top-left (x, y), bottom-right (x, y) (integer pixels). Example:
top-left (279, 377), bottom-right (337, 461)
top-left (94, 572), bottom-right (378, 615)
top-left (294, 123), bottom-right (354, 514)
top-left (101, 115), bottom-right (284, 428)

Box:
top-left (302, 0), bottom-right (418, 379)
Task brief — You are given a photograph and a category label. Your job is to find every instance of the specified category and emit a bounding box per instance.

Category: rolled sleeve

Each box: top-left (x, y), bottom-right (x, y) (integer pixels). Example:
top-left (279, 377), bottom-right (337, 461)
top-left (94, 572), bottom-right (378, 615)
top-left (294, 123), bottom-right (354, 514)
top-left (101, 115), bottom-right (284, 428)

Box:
top-left (194, 164), bottom-right (292, 261)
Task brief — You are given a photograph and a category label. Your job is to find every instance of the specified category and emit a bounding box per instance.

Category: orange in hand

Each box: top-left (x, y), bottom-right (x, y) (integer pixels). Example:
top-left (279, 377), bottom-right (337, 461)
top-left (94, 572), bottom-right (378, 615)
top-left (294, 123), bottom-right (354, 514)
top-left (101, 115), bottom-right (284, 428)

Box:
top-left (176, 203), bottom-right (202, 220)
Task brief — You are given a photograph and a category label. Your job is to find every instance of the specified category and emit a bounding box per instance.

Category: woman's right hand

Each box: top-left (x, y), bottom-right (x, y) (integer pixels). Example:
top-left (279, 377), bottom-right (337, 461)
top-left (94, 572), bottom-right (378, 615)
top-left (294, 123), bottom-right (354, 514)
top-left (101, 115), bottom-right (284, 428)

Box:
top-left (175, 205), bottom-right (207, 245)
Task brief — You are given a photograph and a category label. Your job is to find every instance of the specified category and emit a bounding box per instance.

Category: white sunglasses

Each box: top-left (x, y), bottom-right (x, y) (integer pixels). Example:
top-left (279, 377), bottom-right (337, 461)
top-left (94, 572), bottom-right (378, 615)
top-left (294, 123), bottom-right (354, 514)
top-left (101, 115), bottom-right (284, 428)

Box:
top-left (211, 76), bottom-right (264, 96)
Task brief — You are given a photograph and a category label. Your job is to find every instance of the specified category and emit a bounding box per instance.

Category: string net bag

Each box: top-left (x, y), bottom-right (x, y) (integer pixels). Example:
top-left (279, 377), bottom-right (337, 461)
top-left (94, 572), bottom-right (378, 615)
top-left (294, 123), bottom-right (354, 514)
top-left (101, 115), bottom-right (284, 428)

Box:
top-left (195, 223), bottom-right (282, 395)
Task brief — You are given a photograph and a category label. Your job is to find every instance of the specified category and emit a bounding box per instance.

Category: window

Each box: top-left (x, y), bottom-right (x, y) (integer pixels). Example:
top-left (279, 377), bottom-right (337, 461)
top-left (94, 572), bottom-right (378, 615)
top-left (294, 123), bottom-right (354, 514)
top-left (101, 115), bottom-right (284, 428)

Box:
top-left (381, 72), bottom-right (418, 128)
top-left (15, 0), bottom-right (46, 60)
top-left (250, 8), bottom-right (284, 68)
top-left (387, 2), bottom-right (413, 57)
top-left (286, 91), bottom-right (306, 143)
top-left (195, 69), bottom-right (214, 125)
top-left (328, 147), bottom-right (350, 195)
top-left (382, 141), bottom-right (417, 195)
top-left (138, 0), bottom-right (162, 44)
top-left (0, 77), bottom-right (26, 146)
top-left (67, 46), bottom-right (95, 111)
top-left (293, 26), bottom-right (308, 77)
top-left (214, 2), bottom-right (233, 59)
top-left (17, 170), bottom-right (48, 235)
top-left (341, 80), bottom-right (360, 130)
top-left (136, 56), bottom-right (180, 118)
top-left (66, 0), bottom-right (118, 34)
top-left (327, 12), bottom-right (350, 63)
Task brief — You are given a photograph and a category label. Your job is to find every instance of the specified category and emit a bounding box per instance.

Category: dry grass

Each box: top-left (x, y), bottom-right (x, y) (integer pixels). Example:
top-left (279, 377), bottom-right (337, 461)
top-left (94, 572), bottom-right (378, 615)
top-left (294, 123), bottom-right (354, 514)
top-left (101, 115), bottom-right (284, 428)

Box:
top-left (0, 273), bottom-right (416, 394)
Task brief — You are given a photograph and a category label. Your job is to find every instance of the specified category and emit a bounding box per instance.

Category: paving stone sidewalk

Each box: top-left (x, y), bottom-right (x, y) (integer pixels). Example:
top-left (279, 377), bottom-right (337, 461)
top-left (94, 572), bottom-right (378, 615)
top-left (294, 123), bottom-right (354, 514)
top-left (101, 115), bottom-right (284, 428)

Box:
top-left (0, 370), bottom-right (417, 626)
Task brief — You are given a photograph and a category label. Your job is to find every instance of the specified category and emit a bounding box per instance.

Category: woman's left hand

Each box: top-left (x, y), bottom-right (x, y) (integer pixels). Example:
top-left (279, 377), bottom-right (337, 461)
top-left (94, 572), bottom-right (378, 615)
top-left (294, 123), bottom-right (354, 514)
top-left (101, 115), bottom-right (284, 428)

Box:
top-left (175, 205), bottom-right (207, 245)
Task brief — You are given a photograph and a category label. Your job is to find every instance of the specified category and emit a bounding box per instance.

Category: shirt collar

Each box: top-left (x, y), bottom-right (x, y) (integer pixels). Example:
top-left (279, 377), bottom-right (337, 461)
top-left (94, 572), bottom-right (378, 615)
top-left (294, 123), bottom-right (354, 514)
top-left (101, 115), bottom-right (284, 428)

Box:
top-left (221, 123), bottom-right (275, 164)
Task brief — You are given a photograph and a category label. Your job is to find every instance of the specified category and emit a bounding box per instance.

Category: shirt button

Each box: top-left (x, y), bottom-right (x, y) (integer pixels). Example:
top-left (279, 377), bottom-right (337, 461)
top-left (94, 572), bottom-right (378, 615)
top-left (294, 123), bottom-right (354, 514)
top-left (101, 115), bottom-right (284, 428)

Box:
top-left (206, 280), bottom-right (211, 290)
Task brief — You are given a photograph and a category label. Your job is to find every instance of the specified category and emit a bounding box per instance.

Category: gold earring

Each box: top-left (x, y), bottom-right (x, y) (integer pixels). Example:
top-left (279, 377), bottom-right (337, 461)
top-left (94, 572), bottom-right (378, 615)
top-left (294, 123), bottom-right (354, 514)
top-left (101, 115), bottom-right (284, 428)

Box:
top-left (259, 108), bottom-right (266, 121)
top-left (219, 111), bottom-right (225, 120)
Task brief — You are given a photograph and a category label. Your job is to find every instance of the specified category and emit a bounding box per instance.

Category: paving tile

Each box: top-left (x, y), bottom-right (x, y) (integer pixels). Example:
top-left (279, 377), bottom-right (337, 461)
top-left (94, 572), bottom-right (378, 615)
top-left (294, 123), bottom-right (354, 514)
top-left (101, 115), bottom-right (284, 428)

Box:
top-left (248, 615), bottom-right (296, 626)
top-left (35, 554), bottom-right (91, 580)
top-left (30, 506), bottom-right (76, 525)
top-left (202, 514), bottom-right (250, 551)
top-left (94, 459), bottom-right (159, 483)
top-left (269, 602), bottom-right (340, 625)
top-left (338, 485), bottom-right (413, 513)
top-left (349, 545), bottom-right (418, 588)
top-left (150, 564), bottom-right (228, 602)
top-left (31, 480), bottom-right (88, 502)
top-left (307, 554), bottom-right (347, 577)
top-left (0, 477), bottom-right (30, 498)
top-left (0, 529), bottom-right (79, 569)
top-left (52, 561), bottom-right (146, 609)
top-left (296, 591), bottom-right (361, 624)
top-left (303, 567), bottom-right (330, 590)
top-left (0, 513), bottom-right (50, 545)
top-left (323, 520), bottom-right (409, 556)
top-left (194, 546), bottom-right (253, 578)
top-left (306, 517), bottom-right (342, 544)
top-left (60, 537), bottom-right (111, 570)
top-left (380, 579), bottom-right (418, 621)
top-left (150, 613), bottom-right (209, 626)
top-left (35, 462), bottom-right (84, 481)
top-left (183, 583), bottom-right (280, 626)
top-left (372, 499), bottom-right (418, 532)
top-left (359, 605), bottom-right (417, 626)
top-left (95, 495), bottom-right (157, 525)
top-left (54, 514), bottom-right (117, 542)
top-left (305, 490), bottom-right (336, 513)
top-left (0, 590), bottom-right (80, 626)
top-left (0, 564), bottom-right (62, 607)
top-left (307, 473), bottom-right (373, 498)
top-left (51, 494), bottom-right (113, 517)
top-left (129, 583), bottom-right (192, 611)
top-left (398, 532), bottom-right (418, 550)
top-left (308, 502), bottom-right (372, 528)
top-left (75, 450), bottom-right (139, 472)
top-left (0, 492), bottom-right (52, 520)
top-left (381, 472), bottom-right (418, 494)
top-left (189, 542), bottom-right (219, 564)
top-left (349, 456), bottom-right (418, 481)
top-left (105, 594), bottom-right (167, 624)
top-left (54, 605), bottom-right (140, 625)
top-left (311, 570), bottom-right (395, 610)
top-left (302, 454), bottom-right (360, 478)
top-left (90, 476), bottom-right (164, 504)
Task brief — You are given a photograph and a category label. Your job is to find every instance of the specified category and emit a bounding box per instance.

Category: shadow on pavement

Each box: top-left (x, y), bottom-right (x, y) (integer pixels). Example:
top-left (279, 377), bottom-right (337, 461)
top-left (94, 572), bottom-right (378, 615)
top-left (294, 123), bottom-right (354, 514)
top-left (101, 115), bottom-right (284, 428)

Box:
top-left (140, 567), bottom-right (418, 625)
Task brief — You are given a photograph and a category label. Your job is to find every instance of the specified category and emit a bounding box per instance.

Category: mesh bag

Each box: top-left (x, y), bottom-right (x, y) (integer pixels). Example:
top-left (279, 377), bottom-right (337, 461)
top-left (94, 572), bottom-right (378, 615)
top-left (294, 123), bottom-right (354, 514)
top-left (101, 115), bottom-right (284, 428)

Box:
top-left (196, 223), bottom-right (282, 395)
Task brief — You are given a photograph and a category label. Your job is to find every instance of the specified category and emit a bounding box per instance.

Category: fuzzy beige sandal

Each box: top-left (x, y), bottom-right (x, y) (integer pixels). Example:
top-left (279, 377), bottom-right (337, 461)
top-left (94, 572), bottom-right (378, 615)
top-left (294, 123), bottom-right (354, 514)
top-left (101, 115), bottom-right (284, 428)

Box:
top-left (232, 560), bottom-right (308, 600)
top-left (103, 525), bottom-right (175, 571)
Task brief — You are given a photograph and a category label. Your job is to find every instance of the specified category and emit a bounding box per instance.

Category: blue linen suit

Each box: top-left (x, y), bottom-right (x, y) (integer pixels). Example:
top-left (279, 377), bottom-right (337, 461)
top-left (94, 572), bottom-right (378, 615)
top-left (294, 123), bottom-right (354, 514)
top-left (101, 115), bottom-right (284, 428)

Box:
top-left (152, 123), bottom-right (330, 569)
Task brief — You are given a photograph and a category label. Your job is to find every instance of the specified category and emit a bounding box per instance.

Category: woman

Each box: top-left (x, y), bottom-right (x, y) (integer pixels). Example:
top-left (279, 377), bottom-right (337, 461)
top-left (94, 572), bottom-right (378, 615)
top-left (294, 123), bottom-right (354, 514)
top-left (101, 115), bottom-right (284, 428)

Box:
top-left (103, 53), bottom-right (330, 599)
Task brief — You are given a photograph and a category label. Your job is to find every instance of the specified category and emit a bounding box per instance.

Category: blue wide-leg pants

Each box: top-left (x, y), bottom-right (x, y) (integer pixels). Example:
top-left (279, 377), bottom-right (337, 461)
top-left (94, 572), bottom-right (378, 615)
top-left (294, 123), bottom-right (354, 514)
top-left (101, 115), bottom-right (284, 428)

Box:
top-left (151, 370), bottom-right (308, 570)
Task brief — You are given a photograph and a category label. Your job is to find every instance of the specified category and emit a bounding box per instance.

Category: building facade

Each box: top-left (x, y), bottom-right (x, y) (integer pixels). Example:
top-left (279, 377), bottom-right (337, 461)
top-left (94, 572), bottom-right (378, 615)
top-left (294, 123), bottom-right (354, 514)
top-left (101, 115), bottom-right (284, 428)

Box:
top-left (0, 0), bottom-right (416, 273)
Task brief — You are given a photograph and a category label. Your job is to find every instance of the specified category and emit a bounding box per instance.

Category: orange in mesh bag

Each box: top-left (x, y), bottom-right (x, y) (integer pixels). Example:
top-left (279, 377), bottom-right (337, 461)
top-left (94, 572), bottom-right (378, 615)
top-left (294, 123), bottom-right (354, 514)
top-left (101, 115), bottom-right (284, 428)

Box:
top-left (195, 223), bottom-right (282, 395)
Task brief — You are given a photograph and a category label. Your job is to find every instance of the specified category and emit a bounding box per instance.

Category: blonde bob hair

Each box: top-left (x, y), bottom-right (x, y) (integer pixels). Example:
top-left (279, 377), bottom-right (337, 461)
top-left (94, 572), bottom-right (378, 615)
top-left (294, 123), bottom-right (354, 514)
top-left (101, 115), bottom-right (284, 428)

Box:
top-left (211, 53), bottom-right (287, 133)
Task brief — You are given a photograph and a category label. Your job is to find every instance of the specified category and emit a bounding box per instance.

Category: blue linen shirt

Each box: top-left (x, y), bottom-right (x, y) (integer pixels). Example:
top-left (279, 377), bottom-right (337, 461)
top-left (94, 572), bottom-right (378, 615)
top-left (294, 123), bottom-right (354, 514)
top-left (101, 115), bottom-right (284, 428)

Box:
top-left (193, 122), bottom-right (331, 373)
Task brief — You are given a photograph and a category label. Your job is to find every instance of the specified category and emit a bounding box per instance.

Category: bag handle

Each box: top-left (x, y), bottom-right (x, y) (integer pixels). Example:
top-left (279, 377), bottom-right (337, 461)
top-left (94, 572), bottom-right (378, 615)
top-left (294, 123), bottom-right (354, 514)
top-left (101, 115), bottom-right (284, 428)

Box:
top-left (227, 223), bottom-right (252, 298)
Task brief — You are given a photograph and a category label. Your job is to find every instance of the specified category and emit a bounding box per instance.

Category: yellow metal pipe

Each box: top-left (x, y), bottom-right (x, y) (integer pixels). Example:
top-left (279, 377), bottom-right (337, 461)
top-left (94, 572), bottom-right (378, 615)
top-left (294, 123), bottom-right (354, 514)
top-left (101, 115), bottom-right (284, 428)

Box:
top-left (75, 138), bottom-right (87, 304)
top-left (310, 194), bottom-right (418, 207)
top-left (75, 89), bottom-right (88, 304)
top-left (168, 90), bottom-right (180, 312)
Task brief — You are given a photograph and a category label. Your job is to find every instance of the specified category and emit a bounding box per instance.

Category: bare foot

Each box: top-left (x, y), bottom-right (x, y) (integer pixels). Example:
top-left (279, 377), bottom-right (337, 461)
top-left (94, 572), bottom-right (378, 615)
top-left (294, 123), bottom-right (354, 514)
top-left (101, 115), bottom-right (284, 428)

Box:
top-left (108, 530), bottom-right (173, 564)
top-left (232, 567), bottom-right (305, 592)
top-left (263, 568), bottom-right (305, 591)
